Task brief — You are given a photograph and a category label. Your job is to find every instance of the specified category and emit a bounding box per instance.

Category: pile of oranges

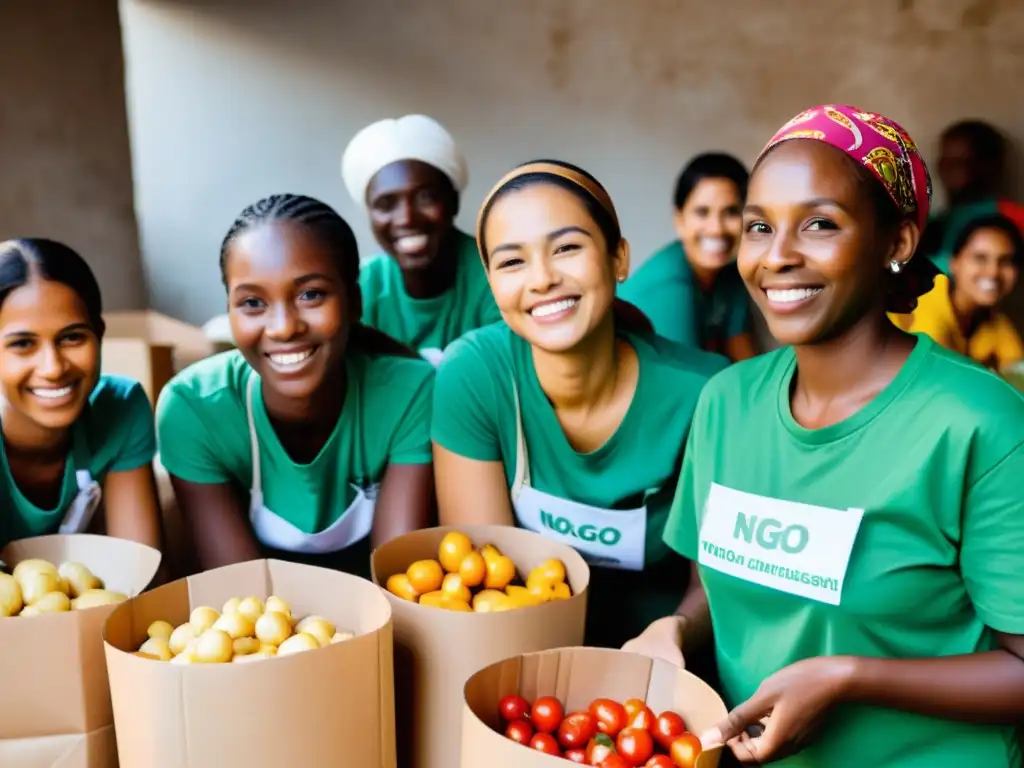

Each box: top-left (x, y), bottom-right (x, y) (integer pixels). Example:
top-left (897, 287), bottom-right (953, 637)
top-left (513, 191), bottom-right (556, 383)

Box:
top-left (385, 531), bottom-right (573, 612)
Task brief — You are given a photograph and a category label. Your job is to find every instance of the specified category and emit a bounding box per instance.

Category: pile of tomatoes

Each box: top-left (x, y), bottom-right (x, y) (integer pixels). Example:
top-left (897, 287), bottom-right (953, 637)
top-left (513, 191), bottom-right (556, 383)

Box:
top-left (497, 693), bottom-right (703, 767)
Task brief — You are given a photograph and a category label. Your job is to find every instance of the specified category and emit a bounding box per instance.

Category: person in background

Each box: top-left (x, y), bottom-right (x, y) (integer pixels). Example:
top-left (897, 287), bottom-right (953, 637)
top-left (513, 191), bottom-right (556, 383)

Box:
top-left (341, 114), bottom-right (502, 366)
top-left (920, 119), bottom-right (1022, 272)
top-left (618, 153), bottom-right (756, 361)
top-left (893, 213), bottom-right (1023, 373)
top-left (0, 239), bottom-right (162, 551)
top-left (624, 105), bottom-right (1024, 767)
top-left (432, 160), bottom-right (728, 649)
top-left (156, 194), bottom-right (435, 578)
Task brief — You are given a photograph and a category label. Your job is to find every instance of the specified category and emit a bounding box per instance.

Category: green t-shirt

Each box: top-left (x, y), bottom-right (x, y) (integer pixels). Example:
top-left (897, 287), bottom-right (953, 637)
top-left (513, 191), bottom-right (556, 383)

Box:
top-left (0, 375), bottom-right (156, 548)
top-left (432, 322), bottom-right (728, 645)
top-left (156, 349), bottom-right (434, 535)
top-left (358, 229), bottom-right (502, 358)
top-left (618, 240), bottom-right (750, 352)
top-left (664, 335), bottom-right (1024, 768)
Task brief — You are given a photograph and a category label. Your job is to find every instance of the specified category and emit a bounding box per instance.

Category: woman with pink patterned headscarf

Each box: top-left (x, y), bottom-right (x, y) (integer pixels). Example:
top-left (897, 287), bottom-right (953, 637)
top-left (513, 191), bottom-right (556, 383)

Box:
top-left (623, 106), bottom-right (1024, 767)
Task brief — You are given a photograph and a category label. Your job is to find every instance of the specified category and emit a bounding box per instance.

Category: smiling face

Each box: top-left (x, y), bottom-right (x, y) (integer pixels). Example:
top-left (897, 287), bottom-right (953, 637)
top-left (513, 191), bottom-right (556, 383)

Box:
top-left (738, 140), bottom-right (917, 347)
top-left (225, 220), bottom-right (356, 401)
top-left (0, 278), bottom-right (101, 433)
top-left (950, 226), bottom-right (1019, 309)
top-left (483, 182), bottom-right (628, 353)
top-left (366, 160), bottom-right (457, 271)
top-left (674, 177), bottom-right (743, 275)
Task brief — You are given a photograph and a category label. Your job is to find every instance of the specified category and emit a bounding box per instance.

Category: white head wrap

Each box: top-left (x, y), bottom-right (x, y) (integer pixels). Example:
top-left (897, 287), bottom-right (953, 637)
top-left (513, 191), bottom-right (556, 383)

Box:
top-left (341, 115), bottom-right (468, 209)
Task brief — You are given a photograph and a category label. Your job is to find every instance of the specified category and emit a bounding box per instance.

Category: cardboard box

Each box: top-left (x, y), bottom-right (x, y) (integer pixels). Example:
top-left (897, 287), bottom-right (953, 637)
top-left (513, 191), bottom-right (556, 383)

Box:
top-left (370, 525), bottom-right (591, 768)
top-left (462, 647), bottom-right (728, 767)
top-left (103, 559), bottom-right (397, 768)
top-left (101, 310), bottom-right (219, 404)
top-left (0, 534), bottom-right (162, 768)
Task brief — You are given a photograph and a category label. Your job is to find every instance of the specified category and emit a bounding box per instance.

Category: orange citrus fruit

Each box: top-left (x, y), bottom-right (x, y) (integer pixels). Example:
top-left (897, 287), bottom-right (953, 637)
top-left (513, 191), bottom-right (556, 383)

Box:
top-left (480, 543), bottom-right (502, 566)
top-left (458, 551), bottom-right (486, 588)
top-left (472, 589), bottom-right (513, 613)
top-left (386, 573), bottom-right (419, 601)
top-left (438, 531), bottom-right (474, 573)
top-left (484, 555), bottom-right (516, 590)
top-left (418, 590), bottom-right (447, 608)
top-left (441, 573), bottom-right (472, 603)
top-left (406, 559), bottom-right (444, 594)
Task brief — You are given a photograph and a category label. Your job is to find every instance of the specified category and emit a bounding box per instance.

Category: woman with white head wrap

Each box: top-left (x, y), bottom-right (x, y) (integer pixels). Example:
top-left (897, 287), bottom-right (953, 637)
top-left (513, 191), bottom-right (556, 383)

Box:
top-left (342, 115), bottom-right (501, 365)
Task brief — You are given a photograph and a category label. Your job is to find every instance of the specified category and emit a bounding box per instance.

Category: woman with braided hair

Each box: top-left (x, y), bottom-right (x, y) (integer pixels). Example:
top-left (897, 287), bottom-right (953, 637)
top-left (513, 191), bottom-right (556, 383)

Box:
top-left (156, 194), bottom-right (436, 576)
top-left (625, 105), bottom-right (1024, 767)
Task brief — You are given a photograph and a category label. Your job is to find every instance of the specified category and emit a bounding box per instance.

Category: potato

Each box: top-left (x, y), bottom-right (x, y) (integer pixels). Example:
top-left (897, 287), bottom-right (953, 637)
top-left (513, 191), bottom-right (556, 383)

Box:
top-left (189, 606), bottom-right (219, 633)
top-left (70, 589), bottom-right (128, 610)
top-left (232, 637), bottom-right (261, 656)
top-left (330, 631), bottom-right (354, 644)
top-left (264, 596), bottom-right (292, 622)
top-left (168, 623), bottom-right (200, 655)
top-left (222, 597), bottom-right (242, 616)
top-left (277, 632), bottom-right (319, 656)
top-left (0, 573), bottom-right (23, 617)
top-left (138, 637), bottom-right (173, 661)
top-left (12, 558), bottom-right (58, 582)
top-left (20, 569), bottom-right (62, 606)
top-left (254, 611), bottom-right (292, 646)
top-left (19, 604), bottom-right (41, 618)
top-left (32, 591), bottom-right (71, 614)
top-left (212, 613), bottom-right (255, 640)
top-left (295, 616), bottom-right (335, 647)
top-left (147, 620), bottom-right (174, 641)
top-left (236, 596), bottom-right (264, 623)
top-left (58, 562), bottom-right (103, 598)
top-left (194, 629), bottom-right (233, 664)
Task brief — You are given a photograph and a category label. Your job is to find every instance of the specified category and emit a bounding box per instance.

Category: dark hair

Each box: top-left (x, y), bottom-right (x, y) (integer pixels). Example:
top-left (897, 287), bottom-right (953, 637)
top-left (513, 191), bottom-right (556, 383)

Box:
top-left (478, 160), bottom-right (653, 336)
top-left (950, 213), bottom-right (1024, 268)
top-left (941, 120), bottom-right (1006, 169)
top-left (220, 194), bottom-right (418, 359)
top-left (0, 239), bottom-right (105, 335)
top-left (673, 153), bottom-right (749, 210)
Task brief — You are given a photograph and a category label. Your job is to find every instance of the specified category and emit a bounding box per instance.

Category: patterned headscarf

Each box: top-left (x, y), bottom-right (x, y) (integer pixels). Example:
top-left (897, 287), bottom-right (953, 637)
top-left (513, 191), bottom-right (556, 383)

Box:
top-left (758, 105), bottom-right (932, 233)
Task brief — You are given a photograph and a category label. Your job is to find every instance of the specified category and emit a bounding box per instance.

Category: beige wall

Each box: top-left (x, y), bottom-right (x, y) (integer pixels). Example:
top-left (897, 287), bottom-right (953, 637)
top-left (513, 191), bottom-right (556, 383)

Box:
top-left (0, 1), bottom-right (145, 310)
top-left (120, 0), bottom-right (1024, 327)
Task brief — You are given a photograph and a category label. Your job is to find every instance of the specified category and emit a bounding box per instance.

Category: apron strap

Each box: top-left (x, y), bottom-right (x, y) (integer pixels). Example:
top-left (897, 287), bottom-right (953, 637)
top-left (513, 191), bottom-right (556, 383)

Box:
top-left (58, 426), bottom-right (102, 534)
top-left (245, 374), bottom-right (263, 500)
top-left (510, 377), bottom-right (531, 499)
top-left (71, 427), bottom-right (94, 492)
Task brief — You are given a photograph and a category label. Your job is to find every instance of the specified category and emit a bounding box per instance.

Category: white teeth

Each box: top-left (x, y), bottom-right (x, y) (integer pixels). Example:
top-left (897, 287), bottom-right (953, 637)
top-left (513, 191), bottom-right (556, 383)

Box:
top-left (700, 237), bottom-right (731, 254)
top-left (530, 298), bottom-right (578, 318)
top-left (394, 234), bottom-right (429, 254)
top-left (766, 288), bottom-right (823, 304)
top-left (269, 349), bottom-right (314, 367)
top-left (32, 386), bottom-right (72, 399)
top-left (977, 279), bottom-right (998, 291)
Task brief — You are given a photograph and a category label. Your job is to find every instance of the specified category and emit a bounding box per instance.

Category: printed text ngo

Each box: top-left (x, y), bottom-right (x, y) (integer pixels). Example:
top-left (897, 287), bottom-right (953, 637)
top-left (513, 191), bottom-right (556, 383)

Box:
top-left (540, 511), bottom-right (622, 546)
top-left (734, 511), bottom-right (809, 554)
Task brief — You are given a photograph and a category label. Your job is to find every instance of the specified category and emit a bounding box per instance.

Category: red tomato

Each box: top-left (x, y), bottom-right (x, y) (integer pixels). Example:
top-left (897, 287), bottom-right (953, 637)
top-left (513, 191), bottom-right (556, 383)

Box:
top-left (530, 696), bottom-right (565, 734)
top-left (669, 733), bottom-right (702, 768)
top-left (653, 711), bottom-right (687, 750)
top-left (597, 756), bottom-right (631, 768)
top-left (529, 732), bottom-right (562, 756)
top-left (623, 699), bottom-right (655, 731)
top-left (504, 719), bottom-right (533, 745)
top-left (586, 733), bottom-right (617, 765)
top-left (558, 711), bottom-right (598, 749)
top-left (498, 694), bottom-right (531, 723)
top-left (616, 727), bottom-right (655, 765)
top-left (564, 748), bottom-right (587, 763)
top-left (589, 698), bottom-right (629, 737)
top-left (644, 756), bottom-right (675, 768)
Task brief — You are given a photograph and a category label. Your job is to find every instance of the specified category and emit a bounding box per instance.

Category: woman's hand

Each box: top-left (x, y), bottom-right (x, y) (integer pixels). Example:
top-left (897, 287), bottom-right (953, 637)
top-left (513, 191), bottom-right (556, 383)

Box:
top-left (700, 656), bottom-right (857, 764)
top-left (621, 615), bottom-right (686, 668)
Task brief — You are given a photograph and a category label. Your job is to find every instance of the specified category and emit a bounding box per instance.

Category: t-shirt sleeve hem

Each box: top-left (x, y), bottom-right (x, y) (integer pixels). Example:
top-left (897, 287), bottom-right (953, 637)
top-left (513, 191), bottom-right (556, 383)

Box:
top-left (431, 433), bottom-right (502, 463)
top-left (157, 457), bottom-right (231, 486)
top-left (387, 452), bottom-right (433, 466)
top-left (109, 451), bottom-right (157, 473)
top-left (976, 610), bottom-right (1024, 635)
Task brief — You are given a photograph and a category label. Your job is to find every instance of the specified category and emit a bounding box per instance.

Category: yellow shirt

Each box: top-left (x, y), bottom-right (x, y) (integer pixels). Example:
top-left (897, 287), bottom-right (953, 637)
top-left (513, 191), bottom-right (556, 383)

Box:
top-left (889, 274), bottom-right (1024, 372)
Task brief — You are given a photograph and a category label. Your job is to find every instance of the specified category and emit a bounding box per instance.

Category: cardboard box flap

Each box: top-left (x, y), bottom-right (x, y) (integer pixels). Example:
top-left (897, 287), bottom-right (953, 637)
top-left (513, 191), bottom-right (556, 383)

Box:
top-left (462, 647), bottom-right (728, 768)
top-left (102, 310), bottom-right (214, 365)
top-left (103, 559), bottom-right (396, 768)
top-left (0, 726), bottom-right (117, 768)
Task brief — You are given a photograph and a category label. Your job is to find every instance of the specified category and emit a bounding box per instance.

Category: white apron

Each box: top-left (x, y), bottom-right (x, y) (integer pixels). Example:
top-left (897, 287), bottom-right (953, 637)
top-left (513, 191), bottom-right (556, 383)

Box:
top-left (509, 379), bottom-right (649, 571)
top-left (58, 431), bottom-right (103, 534)
top-left (244, 376), bottom-right (376, 555)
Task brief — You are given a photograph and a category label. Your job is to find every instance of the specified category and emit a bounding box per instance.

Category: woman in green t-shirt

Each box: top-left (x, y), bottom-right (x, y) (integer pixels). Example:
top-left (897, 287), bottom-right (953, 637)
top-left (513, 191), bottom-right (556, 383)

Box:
top-left (0, 239), bottom-right (162, 551)
top-left (432, 161), bottom-right (728, 648)
top-left (618, 153), bottom-right (756, 361)
top-left (156, 195), bottom-right (436, 577)
top-left (626, 106), bottom-right (1024, 768)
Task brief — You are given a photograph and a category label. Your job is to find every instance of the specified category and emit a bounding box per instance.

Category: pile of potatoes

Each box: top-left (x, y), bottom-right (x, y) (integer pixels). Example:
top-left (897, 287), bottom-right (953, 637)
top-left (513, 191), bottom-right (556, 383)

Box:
top-left (0, 558), bottom-right (127, 618)
top-left (136, 595), bottom-right (354, 665)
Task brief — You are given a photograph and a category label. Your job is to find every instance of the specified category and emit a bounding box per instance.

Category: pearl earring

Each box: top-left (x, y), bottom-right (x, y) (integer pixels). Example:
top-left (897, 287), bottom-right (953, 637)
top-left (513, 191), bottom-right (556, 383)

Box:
top-left (889, 260), bottom-right (903, 274)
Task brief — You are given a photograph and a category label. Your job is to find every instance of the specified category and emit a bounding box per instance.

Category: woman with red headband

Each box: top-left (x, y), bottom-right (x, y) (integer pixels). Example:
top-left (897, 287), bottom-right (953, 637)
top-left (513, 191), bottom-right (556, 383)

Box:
top-left (625, 106), bottom-right (1024, 766)
top-left (431, 160), bottom-right (727, 648)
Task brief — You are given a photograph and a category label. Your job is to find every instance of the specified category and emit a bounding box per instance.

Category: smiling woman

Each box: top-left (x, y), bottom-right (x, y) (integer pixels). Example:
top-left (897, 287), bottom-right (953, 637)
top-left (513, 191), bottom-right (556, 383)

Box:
top-left (0, 239), bottom-right (162, 552)
top-left (155, 194), bottom-right (436, 577)
top-left (341, 115), bottom-right (502, 366)
top-left (431, 160), bottom-right (728, 648)
top-left (627, 106), bottom-right (1024, 768)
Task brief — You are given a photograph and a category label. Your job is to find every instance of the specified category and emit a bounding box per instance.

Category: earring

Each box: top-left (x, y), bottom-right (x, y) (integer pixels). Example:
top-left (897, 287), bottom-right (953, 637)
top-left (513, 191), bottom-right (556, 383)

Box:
top-left (889, 260), bottom-right (903, 274)
top-left (617, 274), bottom-right (626, 283)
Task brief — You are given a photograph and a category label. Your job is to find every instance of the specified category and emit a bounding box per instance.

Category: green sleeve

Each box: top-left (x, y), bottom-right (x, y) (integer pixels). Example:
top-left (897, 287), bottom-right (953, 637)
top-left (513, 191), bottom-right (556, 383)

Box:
top-left (724, 292), bottom-right (751, 339)
top-left (431, 338), bottom-right (503, 461)
top-left (108, 381), bottom-right (157, 472)
top-left (619, 268), bottom-right (696, 348)
top-left (662, 391), bottom-right (713, 560)
top-left (155, 383), bottom-right (232, 484)
top-left (960, 442), bottom-right (1024, 634)
top-left (387, 367), bottom-right (434, 465)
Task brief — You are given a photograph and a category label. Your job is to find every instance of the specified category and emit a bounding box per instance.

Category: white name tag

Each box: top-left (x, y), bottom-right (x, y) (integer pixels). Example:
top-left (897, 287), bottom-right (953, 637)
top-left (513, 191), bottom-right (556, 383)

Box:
top-left (697, 483), bottom-right (864, 606)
